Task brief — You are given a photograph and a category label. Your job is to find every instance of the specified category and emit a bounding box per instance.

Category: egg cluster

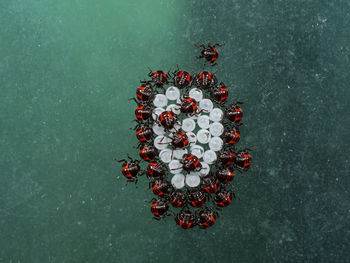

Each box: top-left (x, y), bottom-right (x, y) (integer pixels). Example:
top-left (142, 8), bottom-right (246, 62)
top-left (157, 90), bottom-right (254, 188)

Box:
top-left (152, 86), bottom-right (226, 189)
top-left (117, 42), bottom-right (252, 229)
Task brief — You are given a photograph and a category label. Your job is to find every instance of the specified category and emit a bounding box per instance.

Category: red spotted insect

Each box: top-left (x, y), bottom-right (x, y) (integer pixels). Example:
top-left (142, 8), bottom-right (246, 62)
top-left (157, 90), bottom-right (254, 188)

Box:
top-left (211, 82), bottom-right (229, 104)
top-left (195, 71), bottom-right (217, 90)
top-left (116, 154), bottom-right (141, 185)
top-left (214, 188), bottom-right (236, 207)
top-left (225, 103), bottom-right (243, 123)
top-left (146, 162), bottom-right (165, 178)
top-left (150, 198), bottom-right (170, 220)
top-left (157, 131), bottom-right (189, 151)
top-left (234, 150), bottom-right (252, 171)
top-left (177, 96), bottom-right (202, 116)
top-left (175, 209), bottom-right (196, 229)
top-left (188, 189), bottom-right (206, 208)
top-left (194, 42), bottom-right (225, 66)
top-left (157, 110), bottom-right (178, 131)
top-left (223, 127), bottom-right (240, 145)
top-left (173, 67), bottom-right (193, 89)
top-left (216, 167), bottom-right (235, 184)
top-left (169, 189), bottom-right (186, 208)
top-left (181, 154), bottom-right (202, 173)
top-left (218, 150), bottom-right (235, 166)
top-left (135, 105), bottom-right (153, 122)
top-left (198, 209), bottom-right (218, 228)
top-left (150, 178), bottom-right (171, 196)
top-left (201, 175), bottom-right (219, 194)
top-left (134, 125), bottom-right (153, 145)
top-left (135, 81), bottom-right (154, 103)
top-left (148, 67), bottom-right (171, 91)
top-left (139, 144), bottom-right (158, 162)
top-left (170, 131), bottom-right (189, 149)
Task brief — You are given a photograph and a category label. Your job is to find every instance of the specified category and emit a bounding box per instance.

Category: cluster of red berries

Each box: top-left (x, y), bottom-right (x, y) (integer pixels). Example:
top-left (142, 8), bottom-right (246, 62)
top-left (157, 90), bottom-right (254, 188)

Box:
top-left (116, 42), bottom-right (252, 229)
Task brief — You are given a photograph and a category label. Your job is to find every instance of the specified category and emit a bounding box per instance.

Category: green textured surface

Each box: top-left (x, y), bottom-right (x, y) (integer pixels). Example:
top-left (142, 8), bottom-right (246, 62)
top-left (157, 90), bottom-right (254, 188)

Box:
top-left (1, 0), bottom-right (349, 262)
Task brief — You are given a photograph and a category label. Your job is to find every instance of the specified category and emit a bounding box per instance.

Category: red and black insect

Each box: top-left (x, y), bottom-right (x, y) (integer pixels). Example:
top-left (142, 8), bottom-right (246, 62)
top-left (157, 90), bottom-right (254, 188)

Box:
top-left (148, 67), bottom-right (170, 89)
top-left (195, 71), bottom-right (217, 90)
top-left (146, 162), bottom-right (165, 178)
top-left (198, 209), bottom-right (217, 228)
top-left (136, 81), bottom-right (154, 102)
top-left (223, 128), bottom-right (240, 145)
top-left (194, 42), bottom-right (225, 66)
top-left (175, 209), bottom-right (196, 229)
top-left (214, 189), bottom-right (235, 207)
top-left (181, 154), bottom-right (202, 173)
top-left (116, 155), bottom-right (141, 184)
top-left (201, 176), bottom-right (219, 194)
top-left (139, 144), bottom-right (158, 162)
top-left (135, 126), bottom-right (153, 143)
top-left (234, 150), bottom-right (252, 171)
top-left (218, 150), bottom-right (235, 166)
top-left (216, 168), bottom-right (235, 184)
top-left (150, 198), bottom-right (169, 220)
top-left (173, 69), bottom-right (193, 89)
top-left (178, 96), bottom-right (199, 115)
top-left (158, 111), bottom-right (178, 131)
top-left (135, 105), bottom-right (153, 122)
top-left (150, 179), bottom-right (171, 196)
top-left (188, 189), bottom-right (206, 208)
top-left (169, 189), bottom-right (186, 208)
top-left (225, 104), bottom-right (243, 123)
top-left (170, 131), bottom-right (189, 149)
top-left (211, 82), bottom-right (229, 103)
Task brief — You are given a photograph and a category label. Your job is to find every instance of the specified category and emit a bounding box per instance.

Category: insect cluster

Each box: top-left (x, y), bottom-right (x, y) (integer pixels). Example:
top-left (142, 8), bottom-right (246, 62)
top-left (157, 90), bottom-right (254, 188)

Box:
top-left (116, 42), bottom-right (252, 229)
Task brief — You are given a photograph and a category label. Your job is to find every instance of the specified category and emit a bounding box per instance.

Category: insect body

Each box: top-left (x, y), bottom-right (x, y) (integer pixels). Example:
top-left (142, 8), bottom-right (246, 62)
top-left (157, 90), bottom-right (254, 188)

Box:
top-left (146, 162), bottom-right (165, 178)
top-left (211, 82), bottom-right (228, 102)
top-left (136, 82), bottom-right (154, 102)
top-left (151, 179), bottom-right (171, 196)
top-left (135, 105), bottom-right (152, 121)
top-left (179, 96), bottom-right (198, 115)
top-left (136, 126), bottom-right (153, 143)
top-left (216, 168), bottom-right (234, 184)
top-left (201, 176), bottom-right (219, 194)
top-left (158, 111), bottom-right (178, 131)
top-left (175, 209), bottom-right (196, 229)
top-left (116, 156), bottom-right (141, 184)
top-left (171, 131), bottom-right (189, 149)
top-left (148, 68), bottom-right (170, 89)
top-left (214, 189), bottom-right (235, 207)
top-left (150, 199), bottom-right (169, 220)
top-left (225, 105), bottom-right (243, 123)
top-left (188, 189), bottom-right (206, 208)
top-left (139, 144), bottom-right (158, 162)
top-left (194, 42), bottom-right (224, 66)
top-left (198, 209), bottom-right (217, 228)
top-left (223, 128), bottom-right (240, 145)
top-left (173, 70), bottom-right (193, 89)
top-left (234, 150), bottom-right (252, 170)
top-left (182, 154), bottom-right (202, 173)
top-left (195, 71), bottom-right (217, 90)
top-left (218, 150), bottom-right (235, 166)
top-left (169, 190), bottom-right (186, 208)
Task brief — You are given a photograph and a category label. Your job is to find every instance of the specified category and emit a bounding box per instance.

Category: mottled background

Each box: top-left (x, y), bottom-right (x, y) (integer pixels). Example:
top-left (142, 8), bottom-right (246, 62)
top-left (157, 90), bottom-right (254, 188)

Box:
top-left (1, 0), bottom-right (349, 262)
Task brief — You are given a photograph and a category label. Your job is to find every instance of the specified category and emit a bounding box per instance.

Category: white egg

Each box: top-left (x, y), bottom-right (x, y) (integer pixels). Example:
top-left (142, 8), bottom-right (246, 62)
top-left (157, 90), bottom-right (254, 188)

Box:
top-left (199, 99), bottom-right (214, 112)
top-left (203, 150), bottom-right (217, 164)
top-left (171, 173), bottom-right (185, 189)
top-left (209, 137), bottom-right (223, 152)
top-left (197, 129), bottom-right (211, 144)
top-left (166, 86), bottom-right (180, 101)
top-left (197, 115), bottom-right (210, 129)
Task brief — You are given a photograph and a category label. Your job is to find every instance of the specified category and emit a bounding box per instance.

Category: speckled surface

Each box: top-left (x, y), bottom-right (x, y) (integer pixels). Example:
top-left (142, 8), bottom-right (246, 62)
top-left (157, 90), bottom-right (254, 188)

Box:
top-left (1, 0), bottom-right (349, 262)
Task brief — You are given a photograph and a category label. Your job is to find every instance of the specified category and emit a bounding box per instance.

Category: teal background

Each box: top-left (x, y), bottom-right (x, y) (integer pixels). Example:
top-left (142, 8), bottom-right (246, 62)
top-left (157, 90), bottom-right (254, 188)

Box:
top-left (1, 0), bottom-right (349, 262)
